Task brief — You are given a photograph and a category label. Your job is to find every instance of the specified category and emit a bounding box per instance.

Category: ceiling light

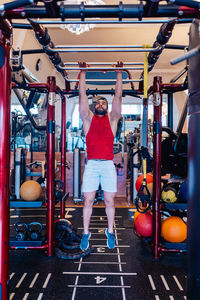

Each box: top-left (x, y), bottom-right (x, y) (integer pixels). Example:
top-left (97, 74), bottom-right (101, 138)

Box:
top-left (61, 0), bottom-right (105, 35)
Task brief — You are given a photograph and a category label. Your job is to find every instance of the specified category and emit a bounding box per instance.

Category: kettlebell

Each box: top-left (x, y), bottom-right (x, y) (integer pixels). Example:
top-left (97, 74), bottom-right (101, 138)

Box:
top-left (29, 222), bottom-right (43, 241)
top-left (15, 222), bottom-right (28, 241)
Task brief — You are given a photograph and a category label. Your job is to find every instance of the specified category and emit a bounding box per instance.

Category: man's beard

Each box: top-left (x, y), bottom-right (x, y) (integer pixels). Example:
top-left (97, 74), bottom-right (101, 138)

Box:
top-left (95, 108), bottom-right (107, 115)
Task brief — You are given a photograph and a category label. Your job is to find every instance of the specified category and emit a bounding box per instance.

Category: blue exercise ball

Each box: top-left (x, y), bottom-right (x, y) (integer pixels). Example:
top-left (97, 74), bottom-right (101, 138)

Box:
top-left (180, 180), bottom-right (187, 202)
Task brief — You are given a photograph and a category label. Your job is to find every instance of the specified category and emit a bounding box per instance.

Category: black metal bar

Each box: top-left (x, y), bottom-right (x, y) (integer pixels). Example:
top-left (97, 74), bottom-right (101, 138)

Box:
top-left (187, 19), bottom-right (200, 300)
top-left (173, 0), bottom-right (200, 9)
top-left (66, 89), bottom-right (143, 97)
top-left (165, 44), bottom-right (187, 50)
top-left (3, 5), bottom-right (189, 19)
top-left (28, 19), bottom-right (70, 84)
top-left (170, 66), bottom-right (188, 83)
top-left (167, 92), bottom-right (173, 129)
top-left (25, 90), bottom-right (35, 109)
top-left (13, 49), bottom-right (45, 56)
top-left (13, 23), bottom-right (33, 29)
top-left (0, 0), bottom-right (34, 12)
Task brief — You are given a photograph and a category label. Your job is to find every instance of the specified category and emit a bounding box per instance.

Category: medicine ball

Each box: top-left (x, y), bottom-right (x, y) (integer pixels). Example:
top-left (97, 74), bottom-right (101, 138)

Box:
top-left (161, 216), bottom-right (187, 243)
top-left (134, 212), bottom-right (153, 237)
top-left (20, 180), bottom-right (42, 201)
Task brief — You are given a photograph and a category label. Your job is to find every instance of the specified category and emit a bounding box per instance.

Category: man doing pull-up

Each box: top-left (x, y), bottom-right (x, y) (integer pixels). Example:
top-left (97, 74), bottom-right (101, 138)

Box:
top-left (79, 69), bottom-right (122, 251)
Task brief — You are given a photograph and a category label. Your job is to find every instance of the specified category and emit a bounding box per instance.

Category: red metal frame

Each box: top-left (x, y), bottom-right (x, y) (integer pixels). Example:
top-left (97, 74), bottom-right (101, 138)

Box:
top-left (46, 76), bottom-right (56, 256)
top-left (151, 77), bottom-right (184, 256)
top-left (0, 20), bottom-right (12, 300)
top-left (152, 76), bottom-right (162, 258)
top-left (61, 94), bottom-right (66, 219)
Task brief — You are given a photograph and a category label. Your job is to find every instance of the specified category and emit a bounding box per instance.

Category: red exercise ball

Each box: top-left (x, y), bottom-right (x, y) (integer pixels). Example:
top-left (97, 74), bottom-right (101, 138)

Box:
top-left (135, 174), bottom-right (153, 192)
top-left (134, 212), bottom-right (153, 237)
top-left (161, 216), bottom-right (187, 243)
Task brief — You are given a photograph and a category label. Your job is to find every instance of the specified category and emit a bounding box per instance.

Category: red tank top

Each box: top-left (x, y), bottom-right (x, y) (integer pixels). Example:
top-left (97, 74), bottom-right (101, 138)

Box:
top-left (86, 114), bottom-right (114, 160)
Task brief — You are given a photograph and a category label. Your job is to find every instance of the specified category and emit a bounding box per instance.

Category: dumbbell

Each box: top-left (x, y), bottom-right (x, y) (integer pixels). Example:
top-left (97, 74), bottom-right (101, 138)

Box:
top-left (29, 222), bottom-right (43, 241)
top-left (15, 222), bottom-right (28, 241)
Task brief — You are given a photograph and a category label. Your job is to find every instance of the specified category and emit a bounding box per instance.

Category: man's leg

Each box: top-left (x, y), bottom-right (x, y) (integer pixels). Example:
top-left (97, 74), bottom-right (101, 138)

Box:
top-left (104, 191), bottom-right (116, 249)
top-left (104, 191), bottom-right (116, 233)
top-left (80, 191), bottom-right (96, 250)
top-left (83, 191), bottom-right (96, 234)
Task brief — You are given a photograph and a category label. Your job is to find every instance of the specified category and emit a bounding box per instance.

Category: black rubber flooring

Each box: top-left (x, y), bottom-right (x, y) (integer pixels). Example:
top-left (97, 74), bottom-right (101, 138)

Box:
top-left (9, 207), bottom-right (187, 300)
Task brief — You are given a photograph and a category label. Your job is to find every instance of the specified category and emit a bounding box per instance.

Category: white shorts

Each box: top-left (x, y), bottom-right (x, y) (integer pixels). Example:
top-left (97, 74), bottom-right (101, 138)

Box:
top-left (82, 160), bottom-right (117, 193)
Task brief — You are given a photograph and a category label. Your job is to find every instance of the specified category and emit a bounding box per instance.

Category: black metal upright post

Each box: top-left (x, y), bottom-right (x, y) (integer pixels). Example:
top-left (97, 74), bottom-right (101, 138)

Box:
top-left (187, 19), bottom-right (200, 300)
top-left (167, 92), bottom-right (173, 129)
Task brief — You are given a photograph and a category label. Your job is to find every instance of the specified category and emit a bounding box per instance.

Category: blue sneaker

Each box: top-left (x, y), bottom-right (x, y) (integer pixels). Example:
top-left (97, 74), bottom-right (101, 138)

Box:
top-left (80, 232), bottom-right (91, 251)
top-left (105, 228), bottom-right (115, 249)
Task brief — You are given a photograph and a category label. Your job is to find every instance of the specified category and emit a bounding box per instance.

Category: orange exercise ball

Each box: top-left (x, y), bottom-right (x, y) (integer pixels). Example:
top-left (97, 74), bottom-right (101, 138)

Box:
top-left (134, 212), bottom-right (153, 237)
top-left (161, 216), bottom-right (187, 243)
top-left (135, 174), bottom-right (153, 192)
top-left (20, 180), bottom-right (42, 201)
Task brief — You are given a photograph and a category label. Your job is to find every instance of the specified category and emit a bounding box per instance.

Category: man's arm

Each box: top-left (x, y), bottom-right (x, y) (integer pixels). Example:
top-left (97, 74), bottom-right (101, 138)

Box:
top-left (110, 70), bottom-right (123, 121)
top-left (79, 70), bottom-right (92, 120)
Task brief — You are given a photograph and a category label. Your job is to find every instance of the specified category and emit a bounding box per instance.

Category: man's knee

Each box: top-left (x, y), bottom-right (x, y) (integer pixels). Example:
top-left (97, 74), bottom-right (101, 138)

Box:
top-left (104, 192), bottom-right (115, 207)
top-left (83, 191), bottom-right (96, 207)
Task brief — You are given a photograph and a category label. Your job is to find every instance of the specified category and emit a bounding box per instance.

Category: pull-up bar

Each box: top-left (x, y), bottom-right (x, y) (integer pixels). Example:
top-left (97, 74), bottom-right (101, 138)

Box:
top-left (68, 79), bottom-right (142, 83)
top-left (46, 45), bottom-right (160, 53)
top-left (63, 62), bottom-right (144, 66)
top-left (57, 67), bottom-right (144, 71)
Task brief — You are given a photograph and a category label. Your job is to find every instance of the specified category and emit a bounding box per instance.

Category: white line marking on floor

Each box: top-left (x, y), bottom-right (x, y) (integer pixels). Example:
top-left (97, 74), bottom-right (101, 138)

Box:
top-left (22, 293), bottom-right (29, 300)
top-left (16, 273), bottom-right (27, 288)
top-left (173, 275), bottom-right (184, 291)
top-left (78, 227), bottom-right (125, 230)
top-left (90, 238), bottom-right (122, 241)
top-left (120, 276), bottom-right (126, 300)
top-left (42, 273), bottom-right (51, 288)
top-left (12, 215), bottom-right (46, 218)
top-left (29, 273), bottom-right (39, 288)
top-left (169, 296), bottom-right (174, 300)
top-left (10, 293), bottom-right (15, 300)
top-left (37, 293), bottom-right (43, 300)
top-left (92, 245), bottom-right (130, 248)
top-left (114, 222), bottom-right (126, 300)
top-left (68, 285), bottom-right (131, 288)
top-left (74, 261), bottom-right (126, 265)
top-left (86, 216), bottom-right (122, 218)
top-left (71, 257), bottom-right (83, 300)
top-left (63, 272), bottom-right (137, 275)
top-left (148, 275), bottom-right (156, 290)
top-left (155, 296), bottom-right (160, 300)
top-left (9, 273), bottom-right (15, 280)
top-left (90, 253), bottom-right (125, 256)
top-left (160, 275), bottom-right (170, 290)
